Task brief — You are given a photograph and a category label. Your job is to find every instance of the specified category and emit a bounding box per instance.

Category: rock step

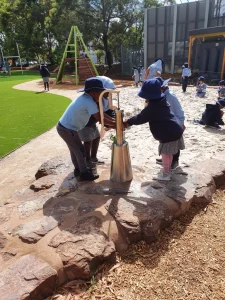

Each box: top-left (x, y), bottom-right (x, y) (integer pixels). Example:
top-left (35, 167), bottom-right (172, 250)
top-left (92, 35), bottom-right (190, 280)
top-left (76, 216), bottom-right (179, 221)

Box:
top-left (0, 158), bottom-right (225, 299)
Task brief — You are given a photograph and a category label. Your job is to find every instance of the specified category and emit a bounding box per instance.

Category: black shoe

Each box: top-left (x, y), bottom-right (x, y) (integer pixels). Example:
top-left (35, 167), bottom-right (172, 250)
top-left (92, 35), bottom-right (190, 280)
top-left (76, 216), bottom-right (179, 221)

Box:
top-left (80, 170), bottom-right (99, 181)
top-left (74, 169), bottom-right (80, 177)
top-left (156, 158), bottom-right (162, 165)
top-left (171, 161), bottom-right (179, 170)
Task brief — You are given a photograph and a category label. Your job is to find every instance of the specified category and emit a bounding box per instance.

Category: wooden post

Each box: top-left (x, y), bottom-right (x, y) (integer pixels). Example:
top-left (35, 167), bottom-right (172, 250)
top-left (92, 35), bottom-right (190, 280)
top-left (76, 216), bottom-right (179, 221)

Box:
top-left (221, 48), bottom-right (225, 80)
top-left (56, 27), bottom-right (73, 83)
top-left (188, 36), bottom-right (194, 66)
top-left (74, 26), bottom-right (78, 85)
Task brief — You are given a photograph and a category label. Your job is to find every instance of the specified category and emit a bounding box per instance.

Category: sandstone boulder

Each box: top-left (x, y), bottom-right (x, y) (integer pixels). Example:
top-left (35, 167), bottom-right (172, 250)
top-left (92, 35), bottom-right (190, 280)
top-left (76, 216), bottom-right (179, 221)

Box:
top-left (49, 216), bottom-right (116, 280)
top-left (1, 248), bottom-right (17, 261)
top-left (142, 166), bottom-right (215, 211)
top-left (35, 156), bottom-right (71, 179)
top-left (106, 192), bottom-right (180, 244)
top-left (0, 205), bottom-right (13, 225)
top-left (18, 195), bottom-right (52, 218)
top-left (12, 216), bottom-right (59, 243)
top-left (0, 231), bottom-right (7, 249)
top-left (30, 175), bottom-right (58, 192)
top-left (0, 254), bottom-right (57, 300)
top-left (191, 158), bottom-right (225, 188)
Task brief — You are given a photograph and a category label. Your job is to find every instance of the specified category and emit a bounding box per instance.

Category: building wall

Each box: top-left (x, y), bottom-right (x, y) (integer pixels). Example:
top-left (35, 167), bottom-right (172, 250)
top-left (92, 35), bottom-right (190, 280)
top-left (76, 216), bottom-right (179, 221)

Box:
top-left (145, 0), bottom-right (225, 76)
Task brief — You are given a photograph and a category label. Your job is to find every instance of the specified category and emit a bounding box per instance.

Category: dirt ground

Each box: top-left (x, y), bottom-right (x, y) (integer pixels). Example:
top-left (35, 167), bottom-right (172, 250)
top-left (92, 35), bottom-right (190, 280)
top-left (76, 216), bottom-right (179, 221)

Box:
top-left (51, 188), bottom-right (225, 300)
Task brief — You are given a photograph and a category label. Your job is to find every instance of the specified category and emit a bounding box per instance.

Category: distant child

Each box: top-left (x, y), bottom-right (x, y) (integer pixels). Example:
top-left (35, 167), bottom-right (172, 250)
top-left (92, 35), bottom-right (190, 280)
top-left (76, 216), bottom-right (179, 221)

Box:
top-left (196, 76), bottom-right (206, 97)
top-left (181, 62), bottom-right (191, 92)
top-left (197, 99), bottom-right (225, 129)
top-left (144, 58), bottom-right (163, 80)
top-left (40, 64), bottom-right (50, 91)
top-left (218, 80), bottom-right (225, 99)
top-left (132, 67), bottom-right (139, 87)
top-left (5, 60), bottom-right (11, 76)
top-left (139, 66), bottom-right (145, 84)
top-left (1, 65), bottom-right (7, 74)
top-left (124, 78), bottom-right (184, 181)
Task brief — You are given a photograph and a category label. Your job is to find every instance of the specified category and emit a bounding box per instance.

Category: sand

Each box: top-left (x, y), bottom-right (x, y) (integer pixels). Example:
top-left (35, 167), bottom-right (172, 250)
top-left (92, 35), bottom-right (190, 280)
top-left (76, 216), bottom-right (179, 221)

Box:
top-left (0, 79), bottom-right (224, 206)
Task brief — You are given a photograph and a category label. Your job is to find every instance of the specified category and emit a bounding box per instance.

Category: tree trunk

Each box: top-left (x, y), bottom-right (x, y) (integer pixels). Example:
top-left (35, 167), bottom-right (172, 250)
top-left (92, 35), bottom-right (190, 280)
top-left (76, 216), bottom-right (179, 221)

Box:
top-left (103, 33), bottom-right (112, 69)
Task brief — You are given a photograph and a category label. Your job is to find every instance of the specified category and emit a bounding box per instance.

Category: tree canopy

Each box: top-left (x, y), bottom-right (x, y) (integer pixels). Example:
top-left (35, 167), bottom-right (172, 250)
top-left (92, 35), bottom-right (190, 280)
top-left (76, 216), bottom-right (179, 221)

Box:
top-left (0, 0), bottom-right (165, 67)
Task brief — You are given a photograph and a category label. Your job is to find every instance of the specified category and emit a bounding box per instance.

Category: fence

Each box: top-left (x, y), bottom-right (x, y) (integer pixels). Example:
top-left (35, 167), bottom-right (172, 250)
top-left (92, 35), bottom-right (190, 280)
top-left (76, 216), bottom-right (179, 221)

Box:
top-left (121, 46), bottom-right (144, 76)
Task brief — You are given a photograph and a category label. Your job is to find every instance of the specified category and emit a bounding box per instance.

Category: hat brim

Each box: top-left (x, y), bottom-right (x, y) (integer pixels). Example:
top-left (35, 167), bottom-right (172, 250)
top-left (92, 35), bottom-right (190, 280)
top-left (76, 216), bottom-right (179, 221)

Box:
top-left (162, 78), bottom-right (171, 86)
top-left (77, 87), bottom-right (106, 93)
top-left (138, 90), bottom-right (165, 100)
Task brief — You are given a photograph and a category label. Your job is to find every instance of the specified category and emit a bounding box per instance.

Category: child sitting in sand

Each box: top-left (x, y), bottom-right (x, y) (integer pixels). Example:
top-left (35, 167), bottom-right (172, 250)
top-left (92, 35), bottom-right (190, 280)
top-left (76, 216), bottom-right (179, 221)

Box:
top-left (197, 99), bottom-right (225, 129)
top-left (196, 76), bottom-right (206, 98)
top-left (124, 78), bottom-right (184, 181)
top-left (218, 80), bottom-right (225, 99)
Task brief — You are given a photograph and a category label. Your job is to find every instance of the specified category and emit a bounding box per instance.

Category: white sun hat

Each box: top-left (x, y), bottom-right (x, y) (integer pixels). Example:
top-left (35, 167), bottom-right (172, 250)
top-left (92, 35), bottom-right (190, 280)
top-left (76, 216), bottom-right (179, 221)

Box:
top-left (96, 76), bottom-right (116, 90)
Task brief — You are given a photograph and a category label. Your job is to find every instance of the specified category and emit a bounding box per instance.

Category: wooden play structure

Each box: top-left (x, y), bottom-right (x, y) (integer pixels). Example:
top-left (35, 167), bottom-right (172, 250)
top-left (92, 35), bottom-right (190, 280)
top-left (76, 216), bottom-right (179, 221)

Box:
top-left (188, 26), bottom-right (225, 80)
top-left (56, 26), bottom-right (98, 84)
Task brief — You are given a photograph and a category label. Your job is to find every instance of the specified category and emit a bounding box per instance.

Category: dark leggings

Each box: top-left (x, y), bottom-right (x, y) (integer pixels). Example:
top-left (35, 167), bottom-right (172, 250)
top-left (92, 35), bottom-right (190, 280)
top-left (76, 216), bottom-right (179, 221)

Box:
top-left (83, 136), bottom-right (100, 162)
top-left (44, 82), bottom-right (49, 90)
top-left (182, 77), bottom-right (188, 92)
top-left (172, 150), bottom-right (180, 163)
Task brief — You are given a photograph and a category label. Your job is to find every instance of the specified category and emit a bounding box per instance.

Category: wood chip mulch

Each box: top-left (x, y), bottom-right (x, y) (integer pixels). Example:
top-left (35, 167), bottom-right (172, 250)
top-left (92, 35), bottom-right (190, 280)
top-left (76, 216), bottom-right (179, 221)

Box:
top-left (49, 188), bottom-right (225, 300)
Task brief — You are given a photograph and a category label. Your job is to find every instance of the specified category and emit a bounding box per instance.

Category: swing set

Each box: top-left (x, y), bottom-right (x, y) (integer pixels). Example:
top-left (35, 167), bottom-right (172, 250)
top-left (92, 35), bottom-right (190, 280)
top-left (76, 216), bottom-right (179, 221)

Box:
top-left (0, 42), bottom-right (23, 74)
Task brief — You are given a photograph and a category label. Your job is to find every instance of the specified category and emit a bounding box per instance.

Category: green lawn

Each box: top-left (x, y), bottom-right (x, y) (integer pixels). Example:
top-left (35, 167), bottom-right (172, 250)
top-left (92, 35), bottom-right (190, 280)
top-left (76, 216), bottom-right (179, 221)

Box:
top-left (0, 71), bottom-right (70, 157)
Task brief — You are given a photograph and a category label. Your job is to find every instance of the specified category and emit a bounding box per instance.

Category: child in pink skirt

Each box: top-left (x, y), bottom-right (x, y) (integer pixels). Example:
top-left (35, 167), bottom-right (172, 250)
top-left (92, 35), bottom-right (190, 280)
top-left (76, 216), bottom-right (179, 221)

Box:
top-left (124, 78), bottom-right (184, 181)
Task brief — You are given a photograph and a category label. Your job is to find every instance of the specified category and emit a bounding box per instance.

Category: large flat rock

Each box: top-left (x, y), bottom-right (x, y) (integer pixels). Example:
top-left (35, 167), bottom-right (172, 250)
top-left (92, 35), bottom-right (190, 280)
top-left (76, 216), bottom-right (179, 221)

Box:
top-left (0, 254), bottom-right (57, 300)
top-left (142, 166), bottom-right (216, 211)
top-left (17, 195), bottom-right (52, 218)
top-left (0, 205), bottom-right (13, 225)
top-left (12, 216), bottom-right (59, 243)
top-left (0, 232), bottom-right (7, 250)
top-left (192, 158), bottom-right (225, 188)
top-left (35, 156), bottom-right (71, 179)
top-left (49, 216), bottom-right (116, 280)
top-left (105, 181), bottom-right (180, 244)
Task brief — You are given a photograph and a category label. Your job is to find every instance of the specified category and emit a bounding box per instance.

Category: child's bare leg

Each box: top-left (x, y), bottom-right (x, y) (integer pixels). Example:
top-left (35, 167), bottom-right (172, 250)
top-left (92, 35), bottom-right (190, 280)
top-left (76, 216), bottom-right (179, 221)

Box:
top-left (162, 154), bottom-right (173, 173)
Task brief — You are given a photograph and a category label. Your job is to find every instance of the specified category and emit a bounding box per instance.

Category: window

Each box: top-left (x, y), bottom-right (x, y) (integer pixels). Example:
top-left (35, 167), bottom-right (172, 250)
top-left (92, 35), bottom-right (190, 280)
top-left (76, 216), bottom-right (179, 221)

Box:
top-left (214, 0), bottom-right (225, 17)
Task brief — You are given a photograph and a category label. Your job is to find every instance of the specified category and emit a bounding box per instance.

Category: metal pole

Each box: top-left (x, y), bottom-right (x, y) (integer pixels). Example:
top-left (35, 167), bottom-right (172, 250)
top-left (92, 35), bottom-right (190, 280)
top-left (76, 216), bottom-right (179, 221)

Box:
top-left (115, 110), bottom-right (124, 146)
top-left (74, 26), bottom-right (78, 85)
top-left (204, 0), bottom-right (210, 28)
top-left (16, 42), bottom-right (23, 74)
top-left (171, 4), bottom-right (177, 74)
top-left (144, 8), bottom-right (148, 70)
top-left (221, 48), bottom-right (225, 80)
top-left (0, 46), bottom-right (4, 63)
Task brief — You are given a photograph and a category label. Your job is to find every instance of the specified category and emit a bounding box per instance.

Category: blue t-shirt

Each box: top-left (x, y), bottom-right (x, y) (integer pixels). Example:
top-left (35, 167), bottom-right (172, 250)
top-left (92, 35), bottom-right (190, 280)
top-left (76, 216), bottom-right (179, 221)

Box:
top-left (218, 87), bottom-right (225, 96)
top-left (59, 93), bottom-right (99, 131)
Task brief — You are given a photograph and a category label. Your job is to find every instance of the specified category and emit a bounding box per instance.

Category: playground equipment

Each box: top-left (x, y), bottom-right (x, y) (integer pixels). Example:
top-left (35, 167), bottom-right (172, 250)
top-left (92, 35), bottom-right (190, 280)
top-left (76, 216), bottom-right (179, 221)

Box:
top-left (0, 43), bottom-right (23, 74)
top-left (56, 26), bottom-right (98, 84)
top-left (99, 91), bottom-right (133, 183)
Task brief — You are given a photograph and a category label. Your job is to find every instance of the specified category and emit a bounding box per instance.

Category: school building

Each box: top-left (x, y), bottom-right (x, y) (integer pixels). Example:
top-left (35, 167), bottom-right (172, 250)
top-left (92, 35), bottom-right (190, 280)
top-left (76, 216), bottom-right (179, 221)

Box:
top-left (144, 0), bottom-right (225, 80)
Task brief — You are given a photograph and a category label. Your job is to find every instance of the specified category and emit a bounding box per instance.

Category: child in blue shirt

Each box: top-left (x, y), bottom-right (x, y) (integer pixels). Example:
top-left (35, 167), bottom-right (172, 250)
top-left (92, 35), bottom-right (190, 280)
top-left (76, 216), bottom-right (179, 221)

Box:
top-left (132, 67), bottom-right (139, 87)
top-left (218, 80), bottom-right (225, 99)
top-left (196, 76), bottom-right (206, 98)
top-left (181, 62), bottom-right (191, 92)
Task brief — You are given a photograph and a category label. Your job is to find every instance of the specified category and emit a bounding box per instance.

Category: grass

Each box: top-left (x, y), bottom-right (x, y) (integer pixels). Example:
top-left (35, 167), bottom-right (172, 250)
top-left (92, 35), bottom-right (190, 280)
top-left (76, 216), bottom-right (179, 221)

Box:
top-left (0, 71), bottom-right (70, 157)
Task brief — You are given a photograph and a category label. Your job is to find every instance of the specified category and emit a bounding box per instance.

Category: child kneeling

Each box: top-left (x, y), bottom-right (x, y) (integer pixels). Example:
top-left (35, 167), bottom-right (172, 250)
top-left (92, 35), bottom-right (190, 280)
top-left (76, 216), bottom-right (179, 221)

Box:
top-left (198, 99), bottom-right (225, 129)
top-left (196, 76), bottom-right (206, 98)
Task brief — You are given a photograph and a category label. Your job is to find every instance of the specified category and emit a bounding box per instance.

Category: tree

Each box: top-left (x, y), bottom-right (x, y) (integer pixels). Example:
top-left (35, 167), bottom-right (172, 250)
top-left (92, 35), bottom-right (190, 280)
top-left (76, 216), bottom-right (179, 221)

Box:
top-left (77, 0), bottom-right (139, 68)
